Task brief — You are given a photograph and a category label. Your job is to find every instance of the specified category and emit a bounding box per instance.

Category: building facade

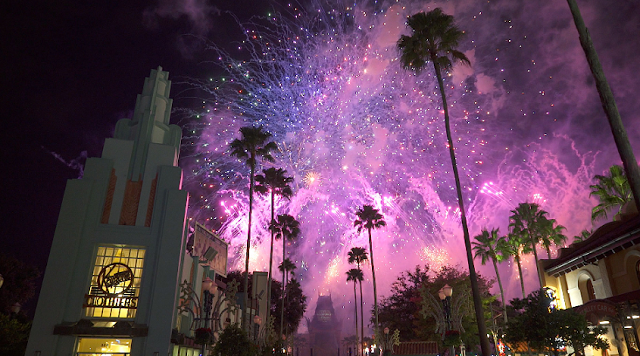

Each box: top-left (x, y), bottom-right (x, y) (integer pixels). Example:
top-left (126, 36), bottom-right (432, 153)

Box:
top-left (541, 207), bottom-right (640, 356)
top-left (26, 67), bottom-right (190, 355)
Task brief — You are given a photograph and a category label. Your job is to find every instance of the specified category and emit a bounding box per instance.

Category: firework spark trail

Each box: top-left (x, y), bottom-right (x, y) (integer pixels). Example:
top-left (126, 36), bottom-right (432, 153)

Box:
top-left (175, 0), bottom-right (618, 331)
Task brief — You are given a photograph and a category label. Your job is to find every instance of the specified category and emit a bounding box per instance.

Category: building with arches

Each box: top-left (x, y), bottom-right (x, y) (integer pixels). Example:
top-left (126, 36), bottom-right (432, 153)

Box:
top-left (540, 210), bottom-right (640, 356)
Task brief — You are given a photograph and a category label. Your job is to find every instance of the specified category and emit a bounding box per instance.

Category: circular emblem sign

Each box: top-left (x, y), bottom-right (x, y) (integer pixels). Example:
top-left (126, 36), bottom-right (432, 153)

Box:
top-left (97, 263), bottom-right (134, 295)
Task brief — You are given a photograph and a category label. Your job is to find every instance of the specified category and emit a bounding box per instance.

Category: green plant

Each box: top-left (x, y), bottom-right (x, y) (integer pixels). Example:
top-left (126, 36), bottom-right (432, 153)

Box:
top-left (212, 323), bottom-right (258, 356)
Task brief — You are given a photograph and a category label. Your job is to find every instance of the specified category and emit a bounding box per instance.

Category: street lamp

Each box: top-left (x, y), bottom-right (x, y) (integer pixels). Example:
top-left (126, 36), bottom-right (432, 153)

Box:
top-left (439, 285), bottom-right (454, 356)
top-left (439, 284), bottom-right (453, 331)
top-left (253, 315), bottom-right (262, 342)
top-left (201, 278), bottom-right (215, 356)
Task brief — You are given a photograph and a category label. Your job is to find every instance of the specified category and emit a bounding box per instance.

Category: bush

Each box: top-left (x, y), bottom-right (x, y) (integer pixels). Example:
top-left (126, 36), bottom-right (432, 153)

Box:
top-left (212, 323), bottom-right (258, 356)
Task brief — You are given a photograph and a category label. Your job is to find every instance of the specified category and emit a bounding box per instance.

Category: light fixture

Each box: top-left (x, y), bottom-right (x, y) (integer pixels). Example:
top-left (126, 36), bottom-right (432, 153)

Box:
top-left (202, 277), bottom-right (214, 292)
top-left (438, 290), bottom-right (446, 300)
top-left (442, 284), bottom-right (453, 297)
top-left (624, 325), bottom-right (633, 329)
top-left (599, 321), bottom-right (610, 325)
top-left (384, 327), bottom-right (390, 335)
top-left (633, 315), bottom-right (639, 319)
top-left (254, 315), bottom-right (262, 326)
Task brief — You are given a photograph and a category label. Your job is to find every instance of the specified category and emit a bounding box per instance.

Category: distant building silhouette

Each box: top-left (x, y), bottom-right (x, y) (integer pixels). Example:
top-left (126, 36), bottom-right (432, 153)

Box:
top-left (306, 294), bottom-right (343, 356)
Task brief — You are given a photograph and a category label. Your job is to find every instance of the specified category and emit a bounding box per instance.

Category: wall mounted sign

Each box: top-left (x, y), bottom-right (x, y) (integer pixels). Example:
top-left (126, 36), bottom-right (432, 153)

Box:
top-left (84, 262), bottom-right (138, 310)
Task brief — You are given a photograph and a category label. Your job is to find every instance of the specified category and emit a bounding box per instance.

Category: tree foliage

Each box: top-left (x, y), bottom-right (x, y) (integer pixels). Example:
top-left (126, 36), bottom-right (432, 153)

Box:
top-left (0, 254), bottom-right (40, 314)
top-left (225, 271), bottom-right (307, 337)
top-left (590, 165), bottom-right (633, 221)
top-left (505, 288), bottom-right (608, 356)
top-left (212, 323), bottom-right (258, 356)
top-left (377, 265), bottom-right (494, 353)
top-left (377, 265), bottom-right (430, 341)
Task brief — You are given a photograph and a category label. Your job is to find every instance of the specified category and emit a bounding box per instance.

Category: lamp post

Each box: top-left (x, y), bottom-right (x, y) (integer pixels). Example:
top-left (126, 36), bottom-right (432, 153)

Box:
top-left (201, 277), bottom-right (214, 356)
top-left (178, 278), bottom-right (240, 355)
top-left (254, 315), bottom-right (262, 343)
top-left (439, 285), bottom-right (454, 356)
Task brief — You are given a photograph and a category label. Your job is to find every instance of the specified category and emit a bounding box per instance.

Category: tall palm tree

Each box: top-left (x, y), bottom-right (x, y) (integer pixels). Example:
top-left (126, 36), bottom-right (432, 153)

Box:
top-left (348, 247), bottom-right (368, 353)
top-left (472, 228), bottom-right (508, 324)
top-left (271, 213), bottom-right (301, 338)
top-left (566, 0), bottom-right (640, 213)
top-left (255, 167), bottom-right (293, 324)
top-left (229, 125), bottom-right (277, 329)
top-left (540, 218), bottom-right (567, 259)
top-left (509, 202), bottom-right (549, 287)
top-left (354, 205), bottom-right (386, 333)
top-left (346, 268), bottom-right (364, 356)
top-left (499, 232), bottom-right (528, 298)
top-left (590, 165), bottom-right (633, 221)
top-left (397, 9), bottom-right (491, 356)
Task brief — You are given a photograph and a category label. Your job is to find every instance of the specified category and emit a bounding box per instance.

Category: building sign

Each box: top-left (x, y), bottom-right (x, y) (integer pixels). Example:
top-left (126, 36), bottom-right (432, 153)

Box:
top-left (193, 223), bottom-right (228, 277)
top-left (577, 300), bottom-right (618, 324)
top-left (84, 246), bottom-right (145, 318)
top-left (84, 263), bottom-right (138, 309)
top-left (98, 263), bottom-right (134, 294)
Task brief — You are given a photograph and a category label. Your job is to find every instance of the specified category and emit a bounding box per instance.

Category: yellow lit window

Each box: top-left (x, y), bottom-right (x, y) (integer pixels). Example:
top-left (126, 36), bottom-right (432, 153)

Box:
top-left (76, 337), bottom-right (131, 355)
top-left (84, 246), bottom-right (145, 319)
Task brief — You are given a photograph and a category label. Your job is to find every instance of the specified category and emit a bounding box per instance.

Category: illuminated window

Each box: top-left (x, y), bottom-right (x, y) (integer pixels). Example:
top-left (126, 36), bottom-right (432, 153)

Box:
top-left (76, 337), bottom-right (131, 355)
top-left (84, 246), bottom-right (145, 319)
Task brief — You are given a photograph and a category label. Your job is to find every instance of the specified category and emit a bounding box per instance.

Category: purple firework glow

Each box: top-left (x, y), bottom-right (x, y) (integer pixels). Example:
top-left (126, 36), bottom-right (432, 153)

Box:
top-left (166, 0), bottom-right (640, 333)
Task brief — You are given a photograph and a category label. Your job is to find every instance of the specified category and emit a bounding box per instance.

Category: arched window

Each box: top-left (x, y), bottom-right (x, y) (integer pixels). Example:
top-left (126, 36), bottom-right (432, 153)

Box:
top-left (578, 272), bottom-right (597, 303)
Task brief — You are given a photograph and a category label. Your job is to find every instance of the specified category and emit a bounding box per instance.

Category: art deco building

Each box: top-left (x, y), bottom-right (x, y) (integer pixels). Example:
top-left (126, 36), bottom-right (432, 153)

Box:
top-left (26, 67), bottom-right (190, 355)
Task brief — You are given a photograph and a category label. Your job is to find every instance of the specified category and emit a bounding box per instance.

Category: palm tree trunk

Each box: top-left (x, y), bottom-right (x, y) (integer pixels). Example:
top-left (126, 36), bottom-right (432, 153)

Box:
top-left (492, 260), bottom-right (508, 324)
top-left (353, 281), bottom-right (359, 356)
top-left (566, 0), bottom-right (640, 212)
top-left (515, 256), bottom-right (526, 298)
top-left (243, 160), bottom-right (256, 331)
top-left (367, 228), bottom-right (379, 333)
top-left (528, 229), bottom-right (544, 288)
top-left (281, 235), bottom-right (286, 338)
top-left (359, 269), bottom-right (365, 356)
top-left (433, 59), bottom-right (492, 356)
top-left (546, 246), bottom-right (552, 259)
top-left (266, 191), bottom-right (275, 328)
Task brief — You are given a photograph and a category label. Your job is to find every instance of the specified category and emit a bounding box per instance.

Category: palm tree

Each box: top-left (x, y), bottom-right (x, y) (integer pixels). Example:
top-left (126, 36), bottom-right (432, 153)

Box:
top-left (278, 257), bottom-right (297, 336)
top-left (540, 218), bottom-right (567, 259)
top-left (566, 0), bottom-right (640, 213)
top-left (509, 202), bottom-right (549, 287)
top-left (354, 205), bottom-right (386, 333)
top-left (348, 247), bottom-right (368, 353)
top-left (347, 268), bottom-right (364, 356)
top-left (229, 125), bottom-right (277, 329)
top-left (472, 228), bottom-right (508, 324)
top-left (278, 258), bottom-right (296, 284)
top-left (573, 229), bottom-right (592, 244)
top-left (255, 167), bottom-right (293, 324)
top-left (397, 9), bottom-right (491, 356)
top-left (271, 213), bottom-right (301, 338)
top-left (590, 165), bottom-right (633, 221)
top-left (499, 232), bottom-right (528, 298)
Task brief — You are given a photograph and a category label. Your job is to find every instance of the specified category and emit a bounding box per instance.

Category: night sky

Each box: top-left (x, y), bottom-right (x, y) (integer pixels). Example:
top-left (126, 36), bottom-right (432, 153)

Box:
top-left (3, 0), bottom-right (640, 327)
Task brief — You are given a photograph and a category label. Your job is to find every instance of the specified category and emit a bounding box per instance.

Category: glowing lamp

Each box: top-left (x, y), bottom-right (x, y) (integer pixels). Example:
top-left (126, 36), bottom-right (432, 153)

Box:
top-left (254, 315), bottom-right (262, 325)
top-left (442, 284), bottom-right (453, 297)
top-left (384, 327), bottom-right (390, 335)
top-left (202, 277), bottom-right (214, 292)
